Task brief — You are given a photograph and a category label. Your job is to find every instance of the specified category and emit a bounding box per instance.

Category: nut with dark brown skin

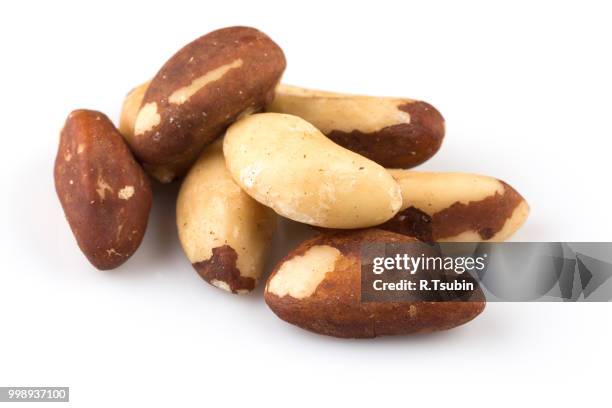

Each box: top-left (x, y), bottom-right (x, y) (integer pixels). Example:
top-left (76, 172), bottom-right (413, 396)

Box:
top-left (128, 26), bottom-right (286, 183)
top-left (380, 170), bottom-right (530, 242)
top-left (264, 229), bottom-right (485, 338)
top-left (54, 110), bottom-right (152, 270)
top-left (266, 84), bottom-right (445, 168)
top-left (176, 141), bottom-right (276, 294)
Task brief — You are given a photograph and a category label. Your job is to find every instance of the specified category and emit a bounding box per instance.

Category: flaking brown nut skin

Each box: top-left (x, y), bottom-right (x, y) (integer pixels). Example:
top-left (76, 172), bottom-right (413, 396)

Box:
top-left (380, 171), bottom-right (530, 242)
top-left (54, 110), bottom-right (152, 270)
top-left (129, 26), bottom-right (286, 182)
top-left (264, 229), bottom-right (485, 338)
top-left (266, 85), bottom-right (445, 168)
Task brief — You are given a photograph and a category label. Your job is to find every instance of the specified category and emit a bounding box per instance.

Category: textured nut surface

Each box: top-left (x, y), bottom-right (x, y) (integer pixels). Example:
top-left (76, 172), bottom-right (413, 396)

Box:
top-left (266, 84), bottom-right (445, 168)
top-left (380, 170), bottom-right (530, 242)
top-left (128, 26), bottom-right (286, 182)
top-left (223, 113), bottom-right (403, 228)
top-left (177, 141), bottom-right (276, 293)
top-left (119, 80), bottom-right (150, 141)
top-left (119, 81), bottom-right (201, 183)
top-left (265, 229), bottom-right (485, 338)
top-left (54, 110), bottom-right (152, 270)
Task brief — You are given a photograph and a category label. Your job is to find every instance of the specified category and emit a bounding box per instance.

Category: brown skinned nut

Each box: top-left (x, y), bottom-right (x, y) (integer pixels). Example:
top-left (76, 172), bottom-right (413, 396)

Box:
top-left (264, 229), bottom-right (485, 338)
top-left (266, 84), bottom-right (445, 168)
top-left (119, 80), bottom-right (190, 182)
top-left (128, 26), bottom-right (286, 183)
top-left (380, 170), bottom-right (530, 242)
top-left (54, 110), bottom-right (152, 270)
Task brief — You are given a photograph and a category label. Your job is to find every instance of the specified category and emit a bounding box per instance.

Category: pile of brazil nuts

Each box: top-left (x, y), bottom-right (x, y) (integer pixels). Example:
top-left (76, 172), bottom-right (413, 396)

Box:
top-left (54, 26), bottom-right (529, 338)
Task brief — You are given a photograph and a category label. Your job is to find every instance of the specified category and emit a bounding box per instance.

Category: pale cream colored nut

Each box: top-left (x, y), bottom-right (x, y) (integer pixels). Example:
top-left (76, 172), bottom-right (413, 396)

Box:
top-left (264, 229), bottom-right (486, 338)
top-left (223, 113), bottom-right (403, 229)
top-left (266, 84), bottom-right (445, 168)
top-left (177, 141), bottom-right (276, 294)
top-left (379, 170), bottom-right (530, 242)
top-left (126, 26), bottom-right (286, 183)
top-left (119, 80), bottom-right (149, 141)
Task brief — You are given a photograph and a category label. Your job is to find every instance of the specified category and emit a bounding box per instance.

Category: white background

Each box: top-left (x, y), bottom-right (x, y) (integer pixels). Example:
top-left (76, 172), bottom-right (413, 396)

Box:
top-left (1, 0), bottom-right (611, 406)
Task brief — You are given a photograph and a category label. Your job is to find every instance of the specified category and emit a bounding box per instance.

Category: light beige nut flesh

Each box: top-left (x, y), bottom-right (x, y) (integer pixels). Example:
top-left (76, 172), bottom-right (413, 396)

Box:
top-left (223, 113), bottom-right (403, 229)
top-left (177, 141), bottom-right (276, 293)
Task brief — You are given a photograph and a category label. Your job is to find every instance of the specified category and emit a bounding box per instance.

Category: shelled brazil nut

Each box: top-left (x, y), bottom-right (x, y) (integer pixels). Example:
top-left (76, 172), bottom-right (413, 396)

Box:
top-left (125, 26), bottom-right (286, 183)
top-left (54, 110), bottom-right (152, 270)
top-left (223, 113), bottom-right (403, 228)
top-left (266, 84), bottom-right (445, 168)
top-left (176, 141), bottom-right (276, 294)
top-left (264, 229), bottom-right (485, 338)
top-left (379, 170), bottom-right (530, 242)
